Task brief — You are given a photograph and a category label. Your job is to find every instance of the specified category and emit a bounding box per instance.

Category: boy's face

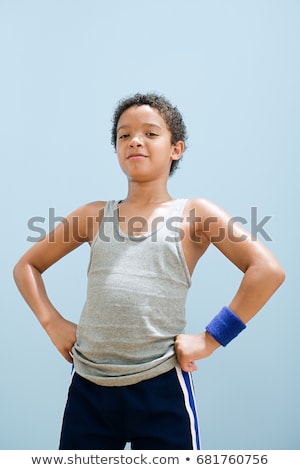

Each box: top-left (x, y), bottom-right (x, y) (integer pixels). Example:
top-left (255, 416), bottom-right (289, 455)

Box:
top-left (116, 105), bottom-right (183, 182)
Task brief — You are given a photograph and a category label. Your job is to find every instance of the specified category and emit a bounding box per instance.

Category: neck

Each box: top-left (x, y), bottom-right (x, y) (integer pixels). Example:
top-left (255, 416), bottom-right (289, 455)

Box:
top-left (123, 180), bottom-right (173, 205)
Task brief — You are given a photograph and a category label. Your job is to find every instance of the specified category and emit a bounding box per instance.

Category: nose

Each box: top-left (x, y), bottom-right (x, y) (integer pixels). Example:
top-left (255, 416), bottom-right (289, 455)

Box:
top-left (129, 135), bottom-right (143, 148)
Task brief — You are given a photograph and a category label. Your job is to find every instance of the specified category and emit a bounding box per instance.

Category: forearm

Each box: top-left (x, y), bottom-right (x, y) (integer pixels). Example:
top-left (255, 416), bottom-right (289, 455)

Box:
top-left (228, 260), bottom-right (285, 323)
top-left (14, 261), bottom-right (77, 363)
top-left (176, 262), bottom-right (285, 372)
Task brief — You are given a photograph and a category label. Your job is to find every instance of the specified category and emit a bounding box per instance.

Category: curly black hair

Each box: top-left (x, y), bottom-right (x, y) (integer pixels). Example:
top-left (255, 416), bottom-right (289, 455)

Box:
top-left (111, 93), bottom-right (187, 176)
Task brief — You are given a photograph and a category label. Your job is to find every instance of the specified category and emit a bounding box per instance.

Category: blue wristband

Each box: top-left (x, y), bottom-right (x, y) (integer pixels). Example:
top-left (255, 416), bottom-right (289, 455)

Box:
top-left (205, 306), bottom-right (246, 347)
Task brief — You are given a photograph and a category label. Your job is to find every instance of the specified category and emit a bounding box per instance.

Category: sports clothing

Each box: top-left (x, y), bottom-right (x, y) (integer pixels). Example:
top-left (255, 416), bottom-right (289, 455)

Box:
top-left (72, 199), bottom-right (191, 386)
top-left (60, 199), bottom-right (201, 450)
top-left (59, 367), bottom-right (200, 450)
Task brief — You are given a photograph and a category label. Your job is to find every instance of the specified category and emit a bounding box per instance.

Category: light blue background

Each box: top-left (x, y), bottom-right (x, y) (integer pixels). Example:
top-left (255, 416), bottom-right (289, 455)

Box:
top-left (0, 0), bottom-right (299, 450)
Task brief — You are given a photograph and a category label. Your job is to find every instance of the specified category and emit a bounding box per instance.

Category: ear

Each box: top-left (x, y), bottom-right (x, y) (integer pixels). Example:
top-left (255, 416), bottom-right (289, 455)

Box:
top-left (171, 141), bottom-right (185, 161)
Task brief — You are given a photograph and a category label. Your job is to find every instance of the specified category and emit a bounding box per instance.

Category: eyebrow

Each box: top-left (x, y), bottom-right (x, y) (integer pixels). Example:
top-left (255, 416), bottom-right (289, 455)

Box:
top-left (117, 123), bottom-right (162, 132)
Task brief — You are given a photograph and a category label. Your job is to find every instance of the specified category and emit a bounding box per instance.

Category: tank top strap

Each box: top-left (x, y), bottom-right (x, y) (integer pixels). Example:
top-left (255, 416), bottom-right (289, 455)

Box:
top-left (103, 200), bottom-right (118, 217)
top-left (96, 200), bottom-right (118, 241)
top-left (171, 198), bottom-right (188, 217)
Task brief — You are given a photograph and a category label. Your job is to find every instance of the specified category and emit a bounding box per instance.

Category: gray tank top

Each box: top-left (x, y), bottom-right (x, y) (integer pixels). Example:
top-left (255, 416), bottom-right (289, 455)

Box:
top-left (73, 199), bottom-right (191, 386)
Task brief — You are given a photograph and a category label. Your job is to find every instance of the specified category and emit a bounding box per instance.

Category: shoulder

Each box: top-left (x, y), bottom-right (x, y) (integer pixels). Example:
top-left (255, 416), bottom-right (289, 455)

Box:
top-left (76, 200), bottom-right (107, 217)
top-left (184, 198), bottom-right (238, 243)
top-left (185, 198), bottom-right (229, 219)
top-left (66, 200), bottom-right (108, 223)
top-left (62, 201), bottom-right (108, 244)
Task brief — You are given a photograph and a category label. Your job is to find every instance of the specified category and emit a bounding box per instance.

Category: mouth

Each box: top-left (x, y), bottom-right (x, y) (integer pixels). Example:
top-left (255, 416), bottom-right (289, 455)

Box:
top-left (127, 154), bottom-right (148, 160)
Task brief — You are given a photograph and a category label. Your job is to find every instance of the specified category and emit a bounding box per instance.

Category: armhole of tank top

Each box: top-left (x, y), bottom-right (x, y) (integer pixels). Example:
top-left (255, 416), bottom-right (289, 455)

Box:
top-left (88, 200), bottom-right (114, 249)
top-left (86, 201), bottom-right (115, 276)
top-left (87, 201), bottom-right (115, 273)
top-left (175, 198), bottom-right (192, 287)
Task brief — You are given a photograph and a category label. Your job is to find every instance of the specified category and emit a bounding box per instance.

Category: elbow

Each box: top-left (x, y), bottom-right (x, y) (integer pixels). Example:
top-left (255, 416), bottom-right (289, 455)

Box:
top-left (13, 257), bottom-right (42, 289)
top-left (266, 260), bottom-right (286, 291)
top-left (276, 265), bottom-right (286, 287)
top-left (13, 260), bottom-right (23, 287)
top-left (13, 257), bottom-right (29, 287)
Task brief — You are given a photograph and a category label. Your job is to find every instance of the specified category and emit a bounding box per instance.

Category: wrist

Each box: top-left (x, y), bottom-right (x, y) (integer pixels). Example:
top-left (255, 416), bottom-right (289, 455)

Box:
top-left (204, 331), bottom-right (221, 353)
top-left (205, 306), bottom-right (246, 347)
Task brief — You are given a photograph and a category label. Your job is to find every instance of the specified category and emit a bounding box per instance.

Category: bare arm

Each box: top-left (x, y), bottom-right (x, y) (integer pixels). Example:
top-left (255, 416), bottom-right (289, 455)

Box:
top-left (13, 202), bottom-right (104, 362)
top-left (175, 198), bottom-right (285, 372)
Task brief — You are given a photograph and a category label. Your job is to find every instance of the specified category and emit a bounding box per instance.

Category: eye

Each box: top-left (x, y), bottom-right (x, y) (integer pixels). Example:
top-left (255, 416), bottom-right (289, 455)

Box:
top-left (118, 133), bottom-right (130, 140)
top-left (146, 132), bottom-right (158, 137)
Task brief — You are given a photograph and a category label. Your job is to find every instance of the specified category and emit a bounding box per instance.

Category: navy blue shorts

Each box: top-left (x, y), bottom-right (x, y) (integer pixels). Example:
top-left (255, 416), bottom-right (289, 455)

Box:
top-left (59, 366), bottom-right (200, 450)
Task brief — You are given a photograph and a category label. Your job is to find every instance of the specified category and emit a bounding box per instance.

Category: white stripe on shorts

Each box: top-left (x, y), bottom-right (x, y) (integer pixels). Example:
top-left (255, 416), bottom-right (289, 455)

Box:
top-left (175, 365), bottom-right (201, 450)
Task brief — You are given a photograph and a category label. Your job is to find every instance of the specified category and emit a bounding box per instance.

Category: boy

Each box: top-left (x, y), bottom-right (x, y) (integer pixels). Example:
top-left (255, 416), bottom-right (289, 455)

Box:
top-left (13, 93), bottom-right (285, 450)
